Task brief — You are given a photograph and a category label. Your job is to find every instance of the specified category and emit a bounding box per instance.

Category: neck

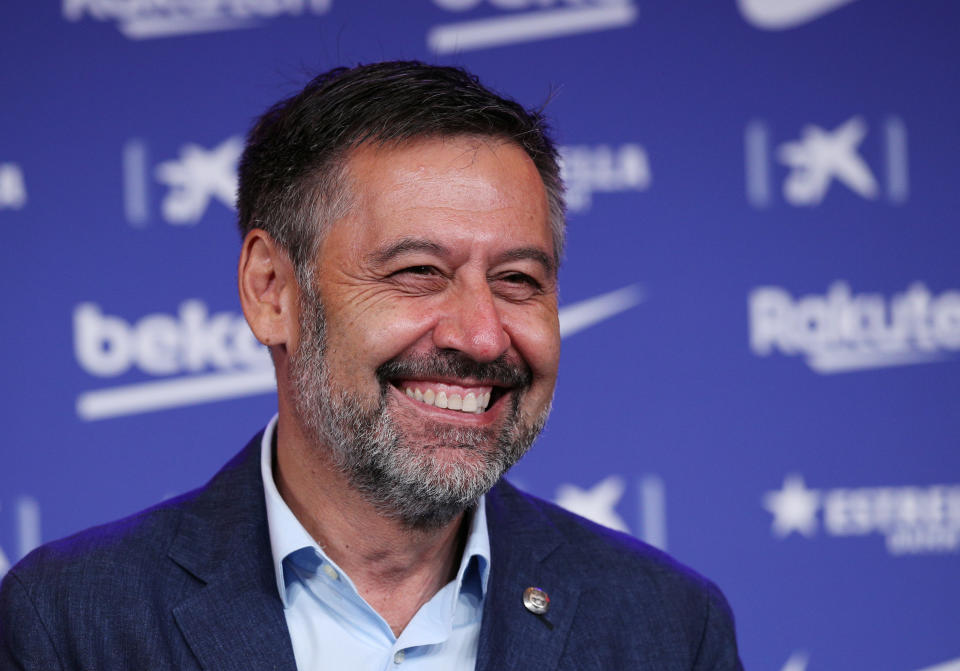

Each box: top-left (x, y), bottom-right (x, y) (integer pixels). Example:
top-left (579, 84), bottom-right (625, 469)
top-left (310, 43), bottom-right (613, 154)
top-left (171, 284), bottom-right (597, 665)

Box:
top-left (273, 413), bottom-right (470, 637)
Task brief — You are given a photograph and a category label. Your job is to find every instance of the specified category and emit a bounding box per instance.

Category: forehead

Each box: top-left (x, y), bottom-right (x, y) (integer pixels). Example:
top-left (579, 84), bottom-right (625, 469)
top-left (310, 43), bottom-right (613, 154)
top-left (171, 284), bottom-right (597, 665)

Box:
top-left (327, 136), bottom-right (553, 260)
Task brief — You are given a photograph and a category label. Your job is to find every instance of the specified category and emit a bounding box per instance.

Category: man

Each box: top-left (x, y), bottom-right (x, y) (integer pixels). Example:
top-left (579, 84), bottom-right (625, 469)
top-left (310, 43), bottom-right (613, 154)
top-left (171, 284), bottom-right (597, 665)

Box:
top-left (0, 61), bottom-right (742, 669)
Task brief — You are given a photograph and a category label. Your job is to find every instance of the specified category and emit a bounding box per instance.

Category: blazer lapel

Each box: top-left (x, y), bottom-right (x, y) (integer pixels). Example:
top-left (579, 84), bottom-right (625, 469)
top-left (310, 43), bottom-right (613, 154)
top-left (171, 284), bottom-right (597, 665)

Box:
top-left (172, 575), bottom-right (295, 670)
top-left (167, 435), bottom-right (298, 671)
top-left (475, 481), bottom-right (581, 671)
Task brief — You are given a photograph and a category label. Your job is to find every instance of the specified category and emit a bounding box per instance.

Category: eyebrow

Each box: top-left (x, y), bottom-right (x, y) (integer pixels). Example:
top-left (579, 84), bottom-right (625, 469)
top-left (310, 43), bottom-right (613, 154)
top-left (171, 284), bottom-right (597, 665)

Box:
top-left (367, 236), bottom-right (556, 277)
top-left (367, 238), bottom-right (447, 266)
top-left (495, 247), bottom-right (556, 278)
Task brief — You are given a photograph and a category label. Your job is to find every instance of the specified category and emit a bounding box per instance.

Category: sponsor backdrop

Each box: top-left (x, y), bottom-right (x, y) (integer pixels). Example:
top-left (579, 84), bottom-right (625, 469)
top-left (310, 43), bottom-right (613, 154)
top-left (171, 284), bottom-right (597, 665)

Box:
top-left (1, 1), bottom-right (957, 668)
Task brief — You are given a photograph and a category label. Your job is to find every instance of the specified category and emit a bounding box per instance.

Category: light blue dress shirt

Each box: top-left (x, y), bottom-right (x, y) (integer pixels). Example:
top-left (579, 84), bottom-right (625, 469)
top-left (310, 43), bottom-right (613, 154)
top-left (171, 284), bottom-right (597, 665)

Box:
top-left (259, 415), bottom-right (491, 671)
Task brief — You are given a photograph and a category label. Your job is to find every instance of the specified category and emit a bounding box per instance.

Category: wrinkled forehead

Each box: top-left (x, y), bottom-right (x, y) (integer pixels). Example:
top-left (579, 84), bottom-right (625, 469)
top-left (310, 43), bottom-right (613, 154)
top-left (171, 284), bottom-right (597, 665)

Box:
top-left (350, 135), bottom-right (542, 199)
top-left (326, 136), bottom-right (553, 262)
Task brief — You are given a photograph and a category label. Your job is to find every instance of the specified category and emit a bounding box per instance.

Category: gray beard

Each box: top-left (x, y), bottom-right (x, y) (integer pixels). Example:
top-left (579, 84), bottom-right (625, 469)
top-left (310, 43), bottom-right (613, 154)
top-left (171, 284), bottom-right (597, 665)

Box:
top-left (289, 287), bottom-right (551, 529)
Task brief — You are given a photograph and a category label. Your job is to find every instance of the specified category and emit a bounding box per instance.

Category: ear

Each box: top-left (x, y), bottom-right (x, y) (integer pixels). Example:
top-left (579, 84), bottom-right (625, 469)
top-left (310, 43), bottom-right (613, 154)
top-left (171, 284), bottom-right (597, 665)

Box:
top-left (238, 229), bottom-right (300, 352)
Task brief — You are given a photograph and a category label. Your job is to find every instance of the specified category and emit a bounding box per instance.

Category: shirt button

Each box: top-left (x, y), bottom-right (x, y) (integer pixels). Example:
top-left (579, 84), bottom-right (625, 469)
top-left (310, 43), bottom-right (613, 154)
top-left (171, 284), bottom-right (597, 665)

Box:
top-left (321, 564), bottom-right (339, 580)
top-left (393, 650), bottom-right (405, 664)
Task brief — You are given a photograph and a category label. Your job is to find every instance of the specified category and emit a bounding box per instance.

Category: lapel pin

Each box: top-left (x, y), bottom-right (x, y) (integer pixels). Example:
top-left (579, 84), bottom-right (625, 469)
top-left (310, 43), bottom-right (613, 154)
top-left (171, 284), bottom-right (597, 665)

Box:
top-left (522, 586), bottom-right (550, 615)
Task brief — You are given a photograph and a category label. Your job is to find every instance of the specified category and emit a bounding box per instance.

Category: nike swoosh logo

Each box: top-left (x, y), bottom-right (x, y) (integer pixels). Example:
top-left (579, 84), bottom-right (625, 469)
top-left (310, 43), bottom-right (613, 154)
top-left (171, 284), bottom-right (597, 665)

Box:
top-left (558, 284), bottom-right (645, 338)
top-left (915, 658), bottom-right (960, 671)
top-left (737, 0), bottom-right (858, 30)
top-left (781, 651), bottom-right (809, 671)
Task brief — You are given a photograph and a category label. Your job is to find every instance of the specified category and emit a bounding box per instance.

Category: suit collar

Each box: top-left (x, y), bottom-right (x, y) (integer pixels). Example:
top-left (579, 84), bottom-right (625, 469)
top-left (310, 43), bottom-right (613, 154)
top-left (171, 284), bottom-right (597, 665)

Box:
top-left (164, 435), bottom-right (577, 671)
top-left (167, 433), bottom-right (298, 671)
top-left (476, 480), bottom-right (581, 671)
top-left (258, 415), bottom-right (494, 610)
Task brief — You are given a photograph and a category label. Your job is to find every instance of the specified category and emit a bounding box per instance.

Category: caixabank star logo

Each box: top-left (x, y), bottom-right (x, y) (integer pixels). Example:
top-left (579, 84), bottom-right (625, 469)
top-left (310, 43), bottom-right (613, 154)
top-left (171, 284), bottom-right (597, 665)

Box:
top-left (744, 115), bottom-right (908, 208)
top-left (122, 135), bottom-right (242, 228)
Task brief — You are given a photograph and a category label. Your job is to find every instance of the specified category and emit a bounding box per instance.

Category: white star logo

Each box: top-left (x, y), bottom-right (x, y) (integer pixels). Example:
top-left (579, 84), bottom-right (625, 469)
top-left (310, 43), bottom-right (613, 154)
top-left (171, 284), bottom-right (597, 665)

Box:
top-left (555, 475), bottom-right (630, 533)
top-left (763, 475), bottom-right (821, 538)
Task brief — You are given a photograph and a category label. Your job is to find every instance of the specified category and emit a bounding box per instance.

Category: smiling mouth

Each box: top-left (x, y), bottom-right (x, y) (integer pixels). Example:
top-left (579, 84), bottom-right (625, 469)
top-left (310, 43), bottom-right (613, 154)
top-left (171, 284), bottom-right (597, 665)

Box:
top-left (392, 380), bottom-right (509, 415)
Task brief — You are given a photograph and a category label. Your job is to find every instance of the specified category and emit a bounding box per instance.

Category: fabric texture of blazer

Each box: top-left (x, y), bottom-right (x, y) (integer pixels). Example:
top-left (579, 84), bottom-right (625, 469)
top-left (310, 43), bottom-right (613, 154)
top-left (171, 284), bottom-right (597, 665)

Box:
top-left (0, 432), bottom-right (743, 670)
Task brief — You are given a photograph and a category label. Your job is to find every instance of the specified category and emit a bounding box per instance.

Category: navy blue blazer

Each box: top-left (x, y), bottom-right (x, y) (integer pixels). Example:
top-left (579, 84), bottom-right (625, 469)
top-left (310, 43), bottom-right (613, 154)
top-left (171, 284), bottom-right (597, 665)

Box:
top-left (0, 433), bottom-right (743, 670)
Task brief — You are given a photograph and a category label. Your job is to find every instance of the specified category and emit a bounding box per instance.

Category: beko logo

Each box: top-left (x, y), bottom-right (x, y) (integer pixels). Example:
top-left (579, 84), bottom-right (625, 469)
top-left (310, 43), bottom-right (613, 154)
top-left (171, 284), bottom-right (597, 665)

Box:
top-left (74, 301), bottom-right (272, 420)
top-left (427, 0), bottom-right (638, 53)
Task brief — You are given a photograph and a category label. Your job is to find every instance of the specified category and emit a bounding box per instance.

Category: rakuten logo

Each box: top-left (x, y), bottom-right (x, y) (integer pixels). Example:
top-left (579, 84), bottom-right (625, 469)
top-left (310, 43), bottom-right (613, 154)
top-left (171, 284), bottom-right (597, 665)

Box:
top-left (74, 301), bottom-right (272, 420)
top-left (749, 282), bottom-right (960, 373)
top-left (63, 0), bottom-right (332, 40)
top-left (427, 0), bottom-right (637, 53)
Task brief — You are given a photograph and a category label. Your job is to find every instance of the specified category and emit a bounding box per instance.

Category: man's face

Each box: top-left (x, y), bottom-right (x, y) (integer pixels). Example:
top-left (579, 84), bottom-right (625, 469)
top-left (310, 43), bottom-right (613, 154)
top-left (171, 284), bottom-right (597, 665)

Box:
top-left (289, 136), bottom-right (561, 528)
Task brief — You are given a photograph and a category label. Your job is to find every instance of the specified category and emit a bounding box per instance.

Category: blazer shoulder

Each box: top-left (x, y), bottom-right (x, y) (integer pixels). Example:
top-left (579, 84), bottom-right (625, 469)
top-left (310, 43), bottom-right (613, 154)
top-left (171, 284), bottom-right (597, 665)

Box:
top-left (5, 486), bottom-right (197, 598)
top-left (3, 432), bottom-right (264, 601)
top-left (486, 480), bottom-right (742, 668)
top-left (491, 479), bottom-right (732, 608)
top-left (0, 434), bottom-right (274, 670)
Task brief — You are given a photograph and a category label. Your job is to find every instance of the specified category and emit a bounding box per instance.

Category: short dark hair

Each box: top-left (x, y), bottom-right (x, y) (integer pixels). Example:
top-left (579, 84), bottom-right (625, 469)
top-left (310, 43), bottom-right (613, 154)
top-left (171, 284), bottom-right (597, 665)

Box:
top-left (236, 61), bottom-right (565, 281)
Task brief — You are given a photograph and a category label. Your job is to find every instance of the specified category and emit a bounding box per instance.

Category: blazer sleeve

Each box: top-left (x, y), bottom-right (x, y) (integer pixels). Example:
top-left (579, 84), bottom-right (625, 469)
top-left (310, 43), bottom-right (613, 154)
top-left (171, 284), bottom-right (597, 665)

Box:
top-left (0, 570), bottom-right (65, 671)
top-left (691, 581), bottom-right (744, 671)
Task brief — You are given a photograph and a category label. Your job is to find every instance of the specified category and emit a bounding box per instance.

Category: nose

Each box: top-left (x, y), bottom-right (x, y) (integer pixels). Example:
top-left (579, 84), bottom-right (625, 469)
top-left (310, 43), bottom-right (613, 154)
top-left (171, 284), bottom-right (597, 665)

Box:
top-left (432, 281), bottom-right (511, 362)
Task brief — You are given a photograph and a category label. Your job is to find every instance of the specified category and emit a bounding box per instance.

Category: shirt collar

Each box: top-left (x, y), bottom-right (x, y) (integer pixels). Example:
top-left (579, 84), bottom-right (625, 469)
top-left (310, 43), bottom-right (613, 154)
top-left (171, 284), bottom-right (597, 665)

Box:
top-left (260, 415), bottom-right (491, 608)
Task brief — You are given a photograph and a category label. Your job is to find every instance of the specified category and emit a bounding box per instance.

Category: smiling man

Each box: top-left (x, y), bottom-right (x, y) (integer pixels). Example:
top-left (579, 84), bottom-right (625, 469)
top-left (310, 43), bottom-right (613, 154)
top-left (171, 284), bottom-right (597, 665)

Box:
top-left (0, 62), bottom-right (742, 670)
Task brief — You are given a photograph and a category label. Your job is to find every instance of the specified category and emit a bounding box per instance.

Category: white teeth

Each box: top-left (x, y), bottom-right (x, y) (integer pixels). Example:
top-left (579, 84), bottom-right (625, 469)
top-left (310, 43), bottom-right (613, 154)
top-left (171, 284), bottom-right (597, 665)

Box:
top-left (403, 385), bottom-right (495, 414)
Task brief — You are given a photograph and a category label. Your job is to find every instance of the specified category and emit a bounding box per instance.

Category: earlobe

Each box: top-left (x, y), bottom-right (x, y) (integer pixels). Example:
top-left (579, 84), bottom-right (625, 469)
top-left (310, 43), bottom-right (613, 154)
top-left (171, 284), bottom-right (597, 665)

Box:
top-left (238, 229), bottom-right (299, 349)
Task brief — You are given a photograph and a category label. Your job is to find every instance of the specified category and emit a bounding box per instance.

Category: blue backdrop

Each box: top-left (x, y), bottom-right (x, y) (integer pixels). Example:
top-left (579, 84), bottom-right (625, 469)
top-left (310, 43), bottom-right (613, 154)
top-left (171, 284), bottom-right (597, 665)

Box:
top-left (2, 2), bottom-right (958, 668)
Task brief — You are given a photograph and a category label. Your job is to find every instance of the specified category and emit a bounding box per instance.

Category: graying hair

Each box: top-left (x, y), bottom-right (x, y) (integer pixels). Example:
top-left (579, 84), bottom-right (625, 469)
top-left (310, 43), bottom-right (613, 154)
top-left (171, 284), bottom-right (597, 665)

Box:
top-left (237, 61), bottom-right (566, 285)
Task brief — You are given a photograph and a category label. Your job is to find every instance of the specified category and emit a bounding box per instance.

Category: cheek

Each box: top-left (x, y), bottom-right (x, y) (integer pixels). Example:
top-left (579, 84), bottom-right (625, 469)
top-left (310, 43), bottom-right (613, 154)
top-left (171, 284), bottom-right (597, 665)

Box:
top-left (504, 309), bottom-right (561, 379)
top-left (327, 300), bottom-right (439, 371)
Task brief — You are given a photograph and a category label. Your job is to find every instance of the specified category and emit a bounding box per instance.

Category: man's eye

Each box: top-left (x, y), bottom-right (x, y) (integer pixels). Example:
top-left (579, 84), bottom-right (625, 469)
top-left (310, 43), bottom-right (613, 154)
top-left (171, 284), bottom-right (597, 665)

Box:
top-left (395, 265), bottom-right (438, 276)
top-left (387, 266), bottom-right (447, 291)
top-left (494, 273), bottom-right (543, 300)
top-left (502, 273), bottom-right (540, 288)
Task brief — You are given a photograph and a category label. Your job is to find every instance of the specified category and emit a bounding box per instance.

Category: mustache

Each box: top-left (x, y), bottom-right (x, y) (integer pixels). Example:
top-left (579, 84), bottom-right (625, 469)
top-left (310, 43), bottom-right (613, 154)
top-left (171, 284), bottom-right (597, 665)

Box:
top-left (376, 350), bottom-right (532, 389)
